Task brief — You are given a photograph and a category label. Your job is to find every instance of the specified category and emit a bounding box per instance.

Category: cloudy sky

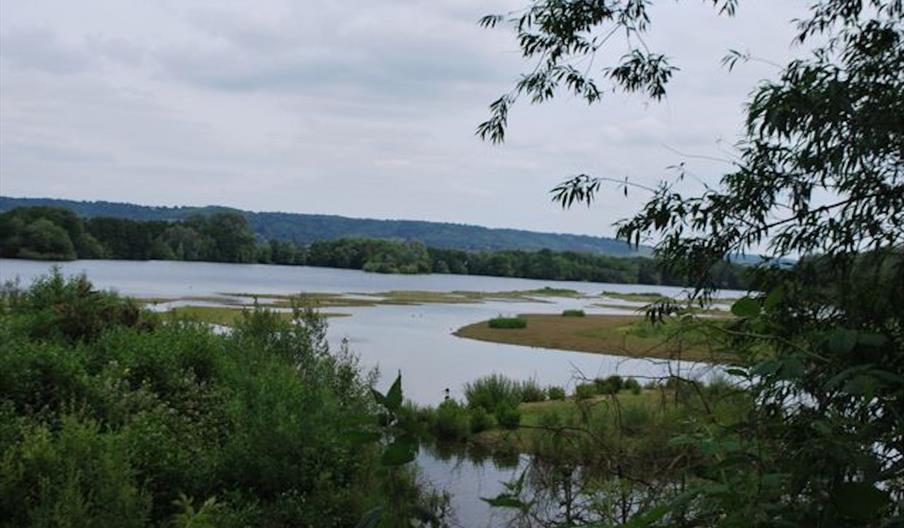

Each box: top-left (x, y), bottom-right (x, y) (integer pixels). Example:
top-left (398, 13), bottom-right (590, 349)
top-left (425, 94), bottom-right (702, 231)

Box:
top-left (0, 0), bottom-right (810, 239)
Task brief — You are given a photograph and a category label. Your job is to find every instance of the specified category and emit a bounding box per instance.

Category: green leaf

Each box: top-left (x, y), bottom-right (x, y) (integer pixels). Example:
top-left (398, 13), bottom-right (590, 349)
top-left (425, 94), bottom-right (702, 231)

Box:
top-left (385, 372), bottom-right (403, 412)
top-left (763, 286), bottom-right (784, 312)
top-left (731, 296), bottom-right (760, 317)
top-left (833, 482), bottom-right (890, 520)
top-left (370, 388), bottom-right (386, 406)
top-left (380, 436), bottom-right (417, 466)
top-left (826, 329), bottom-right (858, 355)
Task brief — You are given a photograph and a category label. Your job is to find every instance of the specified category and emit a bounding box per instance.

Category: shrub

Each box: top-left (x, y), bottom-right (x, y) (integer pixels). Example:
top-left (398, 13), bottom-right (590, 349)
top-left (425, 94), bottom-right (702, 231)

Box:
top-left (5, 269), bottom-right (156, 343)
top-left (0, 272), bottom-right (433, 527)
top-left (464, 374), bottom-right (522, 412)
top-left (469, 406), bottom-right (494, 434)
top-left (575, 383), bottom-right (596, 400)
top-left (487, 316), bottom-right (527, 329)
top-left (624, 377), bottom-right (642, 394)
top-left (0, 415), bottom-right (151, 527)
top-left (518, 378), bottom-right (546, 402)
top-left (562, 309), bottom-right (585, 317)
top-left (594, 375), bottom-right (624, 395)
top-left (494, 403), bottom-right (521, 430)
top-left (434, 400), bottom-right (470, 440)
top-left (546, 386), bottom-right (567, 400)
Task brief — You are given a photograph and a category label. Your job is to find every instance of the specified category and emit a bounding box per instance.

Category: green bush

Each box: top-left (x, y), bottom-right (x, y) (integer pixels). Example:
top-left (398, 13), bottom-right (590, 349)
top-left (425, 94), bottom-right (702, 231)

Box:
top-left (434, 400), bottom-right (470, 440)
top-left (624, 377), bottom-right (642, 394)
top-left (0, 415), bottom-right (151, 528)
top-left (546, 386), bottom-right (567, 400)
top-left (575, 383), bottom-right (596, 400)
top-left (594, 375), bottom-right (624, 395)
top-left (562, 309), bottom-right (586, 317)
top-left (469, 406), bottom-right (494, 434)
top-left (518, 378), bottom-right (546, 402)
top-left (5, 269), bottom-right (156, 343)
top-left (494, 403), bottom-right (522, 430)
top-left (0, 273), bottom-right (436, 527)
top-left (487, 316), bottom-right (527, 329)
top-left (464, 373), bottom-right (522, 412)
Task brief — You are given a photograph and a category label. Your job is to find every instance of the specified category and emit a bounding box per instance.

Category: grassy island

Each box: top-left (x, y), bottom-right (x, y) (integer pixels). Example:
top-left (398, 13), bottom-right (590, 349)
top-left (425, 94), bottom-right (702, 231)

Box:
top-left (454, 313), bottom-right (730, 363)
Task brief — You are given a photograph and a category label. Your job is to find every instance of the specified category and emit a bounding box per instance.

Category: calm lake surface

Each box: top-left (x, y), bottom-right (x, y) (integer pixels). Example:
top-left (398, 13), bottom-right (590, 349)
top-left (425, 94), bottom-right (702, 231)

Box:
top-left (0, 258), bottom-right (736, 526)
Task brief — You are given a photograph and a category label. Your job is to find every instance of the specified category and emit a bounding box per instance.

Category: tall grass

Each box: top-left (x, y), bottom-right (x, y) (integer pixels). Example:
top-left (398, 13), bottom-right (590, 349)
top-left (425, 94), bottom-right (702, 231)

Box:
top-left (463, 374), bottom-right (547, 410)
top-left (464, 373), bottom-right (522, 411)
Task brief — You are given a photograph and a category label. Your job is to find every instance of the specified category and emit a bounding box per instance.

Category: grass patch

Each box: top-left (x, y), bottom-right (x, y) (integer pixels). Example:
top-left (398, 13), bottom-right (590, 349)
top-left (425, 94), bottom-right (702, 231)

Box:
top-left (455, 314), bottom-right (729, 363)
top-left (167, 306), bottom-right (348, 326)
top-left (601, 291), bottom-right (668, 302)
top-left (488, 316), bottom-right (528, 329)
top-left (562, 309), bottom-right (586, 317)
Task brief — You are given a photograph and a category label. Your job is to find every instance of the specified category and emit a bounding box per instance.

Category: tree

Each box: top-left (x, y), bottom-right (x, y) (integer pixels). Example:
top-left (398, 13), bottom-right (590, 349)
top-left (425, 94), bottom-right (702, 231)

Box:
top-left (17, 219), bottom-right (77, 260)
top-left (480, 0), bottom-right (903, 525)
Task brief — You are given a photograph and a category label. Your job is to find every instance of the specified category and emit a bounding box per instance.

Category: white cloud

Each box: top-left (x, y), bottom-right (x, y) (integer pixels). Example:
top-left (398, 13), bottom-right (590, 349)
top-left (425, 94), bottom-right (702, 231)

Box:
top-left (0, 0), bottom-right (810, 237)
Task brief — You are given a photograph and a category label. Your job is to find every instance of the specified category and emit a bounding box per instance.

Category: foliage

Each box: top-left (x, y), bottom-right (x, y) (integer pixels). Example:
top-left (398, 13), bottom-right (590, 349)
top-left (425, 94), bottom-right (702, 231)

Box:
top-left (468, 406), bottom-right (495, 434)
top-left (432, 400), bottom-right (471, 441)
top-left (574, 383), bottom-right (596, 401)
top-left (0, 273), bottom-right (439, 527)
top-left (593, 375), bottom-right (624, 395)
top-left (480, 0), bottom-right (904, 525)
top-left (494, 403), bottom-right (522, 430)
top-left (1, 268), bottom-right (155, 342)
top-left (464, 373), bottom-right (524, 412)
top-left (562, 309), bottom-right (586, 317)
top-left (624, 377), bottom-right (642, 395)
top-left (519, 378), bottom-right (547, 403)
top-left (546, 386), bottom-right (567, 401)
top-left (488, 316), bottom-right (528, 329)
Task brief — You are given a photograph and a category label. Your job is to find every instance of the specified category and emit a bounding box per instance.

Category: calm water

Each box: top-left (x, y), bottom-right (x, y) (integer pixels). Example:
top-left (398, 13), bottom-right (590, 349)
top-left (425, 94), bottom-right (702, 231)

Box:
top-left (0, 258), bottom-right (735, 526)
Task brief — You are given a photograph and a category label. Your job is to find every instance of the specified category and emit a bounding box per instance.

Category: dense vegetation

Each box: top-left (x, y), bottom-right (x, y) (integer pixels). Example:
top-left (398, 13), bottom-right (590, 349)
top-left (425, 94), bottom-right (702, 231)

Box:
top-left (0, 206), bottom-right (751, 288)
top-left (0, 196), bottom-right (651, 256)
top-left (476, 0), bottom-right (904, 525)
top-left (0, 272), bottom-right (445, 527)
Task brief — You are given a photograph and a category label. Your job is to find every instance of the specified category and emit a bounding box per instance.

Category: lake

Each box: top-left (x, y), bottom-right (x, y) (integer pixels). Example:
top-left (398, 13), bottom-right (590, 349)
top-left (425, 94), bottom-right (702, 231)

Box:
top-left (0, 258), bottom-right (736, 526)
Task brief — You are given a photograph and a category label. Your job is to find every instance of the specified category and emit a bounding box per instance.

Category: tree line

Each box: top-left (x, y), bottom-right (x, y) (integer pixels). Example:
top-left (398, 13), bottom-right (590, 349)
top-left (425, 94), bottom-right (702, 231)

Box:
top-left (0, 206), bottom-right (749, 288)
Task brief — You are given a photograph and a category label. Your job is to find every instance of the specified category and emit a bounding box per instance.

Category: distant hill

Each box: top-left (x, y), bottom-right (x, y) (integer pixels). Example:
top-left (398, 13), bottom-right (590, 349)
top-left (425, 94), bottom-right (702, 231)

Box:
top-left (0, 196), bottom-right (650, 256)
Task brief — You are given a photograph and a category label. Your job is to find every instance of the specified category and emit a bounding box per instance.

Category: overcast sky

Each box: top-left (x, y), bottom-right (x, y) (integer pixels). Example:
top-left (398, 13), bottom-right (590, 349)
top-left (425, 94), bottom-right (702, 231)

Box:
top-left (0, 0), bottom-right (810, 239)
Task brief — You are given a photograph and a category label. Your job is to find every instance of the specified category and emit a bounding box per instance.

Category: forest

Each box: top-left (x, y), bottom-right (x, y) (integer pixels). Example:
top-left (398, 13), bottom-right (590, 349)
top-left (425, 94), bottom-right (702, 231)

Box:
top-left (0, 206), bottom-right (751, 289)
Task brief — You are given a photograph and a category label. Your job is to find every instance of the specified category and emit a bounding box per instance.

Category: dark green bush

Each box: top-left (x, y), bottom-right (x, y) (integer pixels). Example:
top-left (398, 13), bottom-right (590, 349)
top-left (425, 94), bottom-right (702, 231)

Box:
top-left (0, 415), bottom-right (151, 528)
top-left (575, 383), bottom-right (596, 400)
top-left (3, 269), bottom-right (156, 343)
top-left (546, 385), bottom-right (567, 400)
top-left (488, 316), bottom-right (527, 329)
top-left (0, 273), bottom-right (435, 527)
top-left (562, 309), bottom-right (586, 317)
top-left (494, 403), bottom-right (521, 430)
top-left (434, 400), bottom-right (470, 440)
top-left (464, 373), bottom-right (522, 412)
top-left (469, 406), bottom-right (494, 434)
top-left (624, 377), bottom-right (642, 394)
top-left (594, 375), bottom-right (624, 395)
top-left (518, 378), bottom-right (546, 402)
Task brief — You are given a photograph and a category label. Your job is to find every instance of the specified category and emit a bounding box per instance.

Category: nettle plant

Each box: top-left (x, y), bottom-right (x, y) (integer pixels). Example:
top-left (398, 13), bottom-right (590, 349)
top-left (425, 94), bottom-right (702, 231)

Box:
top-left (475, 0), bottom-right (903, 526)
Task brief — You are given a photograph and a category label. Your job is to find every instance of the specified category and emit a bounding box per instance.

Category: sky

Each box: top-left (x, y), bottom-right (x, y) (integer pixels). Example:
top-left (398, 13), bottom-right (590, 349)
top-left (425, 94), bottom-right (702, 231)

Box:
top-left (0, 0), bottom-right (811, 239)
